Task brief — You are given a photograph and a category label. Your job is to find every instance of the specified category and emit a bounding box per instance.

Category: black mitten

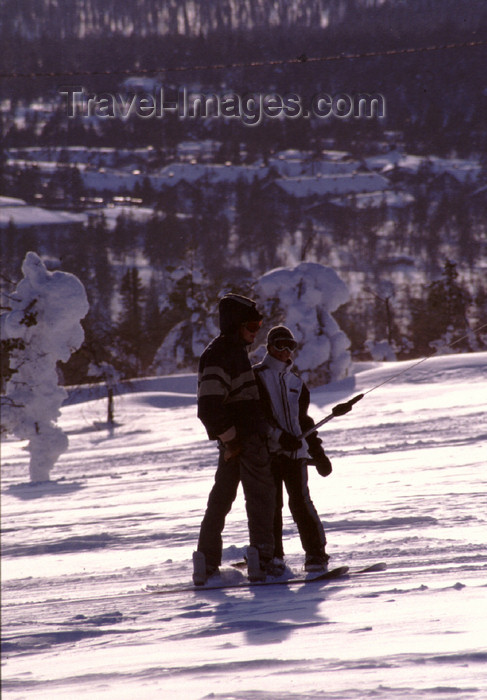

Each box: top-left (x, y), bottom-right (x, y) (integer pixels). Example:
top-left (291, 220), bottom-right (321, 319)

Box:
top-left (279, 431), bottom-right (302, 451)
top-left (313, 453), bottom-right (332, 477)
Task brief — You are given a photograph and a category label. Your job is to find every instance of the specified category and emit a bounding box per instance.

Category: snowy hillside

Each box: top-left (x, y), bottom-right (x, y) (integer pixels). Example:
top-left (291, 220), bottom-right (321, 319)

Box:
top-left (2, 353), bottom-right (487, 699)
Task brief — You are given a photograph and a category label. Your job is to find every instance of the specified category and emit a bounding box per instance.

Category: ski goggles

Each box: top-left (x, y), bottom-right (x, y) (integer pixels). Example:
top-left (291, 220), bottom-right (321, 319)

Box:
top-left (271, 338), bottom-right (297, 352)
top-left (242, 320), bottom-right (262, 333)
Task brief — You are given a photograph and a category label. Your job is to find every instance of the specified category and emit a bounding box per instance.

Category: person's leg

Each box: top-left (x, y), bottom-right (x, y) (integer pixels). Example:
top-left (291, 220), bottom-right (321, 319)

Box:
top-left (272, 458), bottom-right (285, 559)
top-left (283, 459), bottom-right (327, 562)
top-left (197, 448), bottom-right (240, 570)
top-left (238, 433), bottom-right (275, 565)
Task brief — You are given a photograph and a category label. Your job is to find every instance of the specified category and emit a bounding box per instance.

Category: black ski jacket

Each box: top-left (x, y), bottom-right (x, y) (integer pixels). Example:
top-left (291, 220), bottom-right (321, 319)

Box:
top-left (197, 333), bottom-right (267, 441)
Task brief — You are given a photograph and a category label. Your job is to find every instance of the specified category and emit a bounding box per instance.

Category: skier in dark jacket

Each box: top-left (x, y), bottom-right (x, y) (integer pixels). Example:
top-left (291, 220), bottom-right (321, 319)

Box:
top-left (253, 325), bottom-right (331, 572)
top-left (193, 293), bottom-right (276, 584)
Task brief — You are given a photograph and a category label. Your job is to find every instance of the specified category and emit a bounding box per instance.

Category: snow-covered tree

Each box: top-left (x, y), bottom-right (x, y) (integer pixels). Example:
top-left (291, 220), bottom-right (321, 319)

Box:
top-left (149, 262), bottom-right (351, 383)
top-left (149, 265), bottom-right (218, 374)
top-left (254, 262), bottom-right (351, 386)
top-left (1, 252), bottom-right (89, 482)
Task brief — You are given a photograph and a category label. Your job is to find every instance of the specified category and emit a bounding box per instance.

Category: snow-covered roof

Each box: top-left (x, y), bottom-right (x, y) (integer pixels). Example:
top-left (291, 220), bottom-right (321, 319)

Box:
top-left (7, 148), bottom-right (152, 168)
top-left (155, 162), bottom-right (266, 185)
top-left (268, 158), bottom-right (358, 178)
top-left (330, 190), bottom-right (414, 209)
top-left (122, 76), bottom-right (161, 92)
top-left (0, 196), bottom-right (28, 207)
top-left (81, 162), bottom-right (269, 192)
top-left (369, 153), bottom-right (424, 174)
top-left (272, 149), bottom-right (304, 159)
top-left (364, 150), bottom-right (403, 171)
top-left (0, 199), bottom-right (86, 229)
top-left (177, 140), bottom-right (219, 154)
top-left (276, 173), bottom-right (389, 198)
top-left (6, 158), bottom-right (60, 175)
top-left (429, 157), bottom-right (482, 183)
top-left (368, 152), bottom-right (482, 183)
top-left (273, 148), bottom-right (350, 162)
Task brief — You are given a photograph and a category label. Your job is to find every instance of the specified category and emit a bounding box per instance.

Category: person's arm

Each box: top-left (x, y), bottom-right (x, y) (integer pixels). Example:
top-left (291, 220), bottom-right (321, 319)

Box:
top-left (299, 383), bottom-right (332, 476)
top-left (197, 351), bottom-right (234, 441)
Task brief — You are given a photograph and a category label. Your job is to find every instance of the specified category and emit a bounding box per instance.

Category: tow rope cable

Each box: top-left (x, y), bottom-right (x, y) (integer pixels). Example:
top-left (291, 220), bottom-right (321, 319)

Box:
top-left (301, 321), bottom-right (487, 439)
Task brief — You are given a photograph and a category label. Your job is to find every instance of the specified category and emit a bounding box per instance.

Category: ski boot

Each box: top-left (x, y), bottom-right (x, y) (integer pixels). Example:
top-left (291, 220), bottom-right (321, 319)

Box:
top-left (246, 546), bottom-right (286, 582)
top-left (192, 551), bottom-right (219, 586)
top-left (304, 552), bottom-right (330, 573)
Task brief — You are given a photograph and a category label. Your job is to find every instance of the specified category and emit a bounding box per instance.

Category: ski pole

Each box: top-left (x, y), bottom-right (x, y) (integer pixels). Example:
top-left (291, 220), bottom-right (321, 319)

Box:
top-left (300, 393), bottom-right (364, 439)
top-left (359, 320), bottom-right (487, 400)
top-left (300, 321), bottom-right (487, 440)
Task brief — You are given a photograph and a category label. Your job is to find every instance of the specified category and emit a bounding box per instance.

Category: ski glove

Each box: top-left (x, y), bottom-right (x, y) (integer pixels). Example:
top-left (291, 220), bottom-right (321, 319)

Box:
top-left (279, 430), bottom-right (302, 452)
top-left (313, 453), bottom-right (332, 477)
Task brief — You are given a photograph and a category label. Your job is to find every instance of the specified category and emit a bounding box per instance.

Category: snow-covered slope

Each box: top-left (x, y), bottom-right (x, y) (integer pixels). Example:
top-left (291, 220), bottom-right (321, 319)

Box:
top-left (2, 353), bottom-right (487, 699)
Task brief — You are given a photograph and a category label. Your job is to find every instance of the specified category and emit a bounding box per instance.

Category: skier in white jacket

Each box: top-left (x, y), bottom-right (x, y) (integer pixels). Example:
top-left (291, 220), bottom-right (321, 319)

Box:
top-left (253, 326), bottom-right (332, 572)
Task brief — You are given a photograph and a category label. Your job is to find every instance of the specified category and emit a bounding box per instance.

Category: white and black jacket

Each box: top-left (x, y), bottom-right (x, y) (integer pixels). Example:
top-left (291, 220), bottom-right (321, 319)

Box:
top-left (253, 352), bottom-right (325, 460)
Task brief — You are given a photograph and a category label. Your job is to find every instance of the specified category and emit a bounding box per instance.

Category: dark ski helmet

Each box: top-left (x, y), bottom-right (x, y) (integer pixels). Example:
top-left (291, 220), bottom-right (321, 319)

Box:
top-left (218, 293), bottom-right (263, 334)
top-left (267, 325), bottom-right (298, 351)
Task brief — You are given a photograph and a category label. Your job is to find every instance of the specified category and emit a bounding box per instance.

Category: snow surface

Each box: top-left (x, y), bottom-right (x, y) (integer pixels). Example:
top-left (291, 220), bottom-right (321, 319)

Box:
top-left (2, 352), bottom-right (487, 699)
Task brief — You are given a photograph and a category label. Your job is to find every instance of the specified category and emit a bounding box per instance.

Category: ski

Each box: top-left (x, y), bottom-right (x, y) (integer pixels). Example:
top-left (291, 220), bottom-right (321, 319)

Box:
top-left (231, 559), bottom-right (387, 575)
top-left (351, 561), bottom-right (387, 573)
top-left (146, 562), bottom-right (386, 596)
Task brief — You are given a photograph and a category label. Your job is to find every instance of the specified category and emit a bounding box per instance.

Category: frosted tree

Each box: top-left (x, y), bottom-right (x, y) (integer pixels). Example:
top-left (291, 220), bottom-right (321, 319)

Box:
top-left (149, 261), bottom-right (351, 383)
top-left (1, 252), bottom-right (89, 482)
top-left (254, 262), bottom-right (351, 386)
top-left (150, 265), bottom-right (218, 374)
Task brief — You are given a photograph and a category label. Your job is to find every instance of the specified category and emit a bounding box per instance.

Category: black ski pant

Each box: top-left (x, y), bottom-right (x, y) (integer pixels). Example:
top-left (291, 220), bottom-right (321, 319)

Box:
top-left (272, 455), bottom-right (326, 560)
top-left (197, 433), bottom-right (275, 569)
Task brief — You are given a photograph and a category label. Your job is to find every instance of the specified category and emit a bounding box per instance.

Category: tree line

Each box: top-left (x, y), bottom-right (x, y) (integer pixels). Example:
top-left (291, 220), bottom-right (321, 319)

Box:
top-left (2, 0), bottom-right (487, 158)
top-left (2, 177), bottom-right (486, 387)
top-left (2, 0), bottom-right (484, 41)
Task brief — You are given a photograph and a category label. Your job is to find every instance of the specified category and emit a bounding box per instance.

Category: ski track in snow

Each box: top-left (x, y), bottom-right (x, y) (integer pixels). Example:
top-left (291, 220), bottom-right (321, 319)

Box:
top-left (1, 353), bottom-right (487, 699)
